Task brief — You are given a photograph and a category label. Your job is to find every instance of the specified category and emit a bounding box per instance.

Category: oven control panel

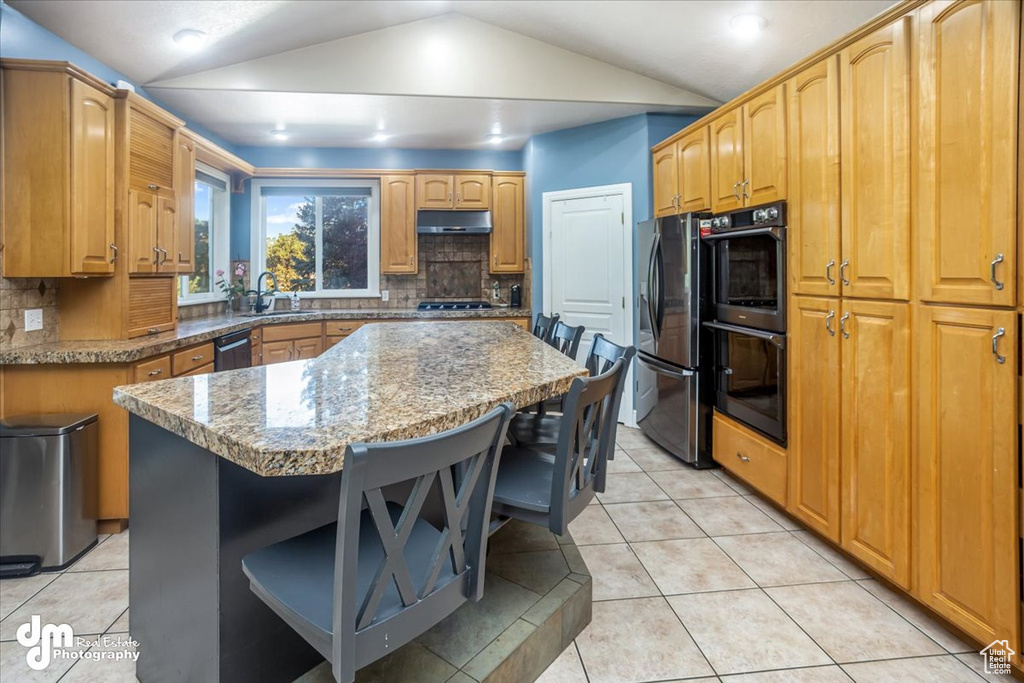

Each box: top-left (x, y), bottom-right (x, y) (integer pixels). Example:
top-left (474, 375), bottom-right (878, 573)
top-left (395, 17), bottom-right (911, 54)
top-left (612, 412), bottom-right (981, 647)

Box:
top-left (706, 201), bottom-right (786, 234)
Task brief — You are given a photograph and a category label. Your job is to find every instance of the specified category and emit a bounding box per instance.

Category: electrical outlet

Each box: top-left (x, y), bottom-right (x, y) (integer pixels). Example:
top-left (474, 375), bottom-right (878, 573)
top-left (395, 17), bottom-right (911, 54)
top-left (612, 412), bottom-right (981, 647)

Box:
top-left (381, 289), bottom-right (389, 302)
top-left (492, 282), bottom-right (501, 300)
top-left (24, 308), bottom-right (43, 332)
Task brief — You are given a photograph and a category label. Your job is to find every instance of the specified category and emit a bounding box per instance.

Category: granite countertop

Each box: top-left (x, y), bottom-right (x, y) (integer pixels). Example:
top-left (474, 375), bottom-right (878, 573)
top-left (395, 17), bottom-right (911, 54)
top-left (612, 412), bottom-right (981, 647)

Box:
top-left (113, 321), bottom-right (585, 477)
top-left (0, 307), bottom-right (532, 365)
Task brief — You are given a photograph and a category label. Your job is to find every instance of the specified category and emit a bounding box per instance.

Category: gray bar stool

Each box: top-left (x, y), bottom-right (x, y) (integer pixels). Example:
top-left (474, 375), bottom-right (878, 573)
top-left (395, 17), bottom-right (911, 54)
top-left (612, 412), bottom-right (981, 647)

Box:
top-left (492, 358), bottom-right (626, 535)
top-left (532, 313), bottom-right (560, 344)
top-left (241, 404), bottom-right (514, 683)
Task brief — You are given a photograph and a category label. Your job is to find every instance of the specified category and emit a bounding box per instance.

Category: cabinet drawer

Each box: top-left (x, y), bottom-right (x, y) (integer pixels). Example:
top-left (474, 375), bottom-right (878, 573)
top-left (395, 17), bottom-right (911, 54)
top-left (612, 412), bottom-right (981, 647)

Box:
top-left (179, 362), bottom-right (214, 377)
top-left (133, 355), bottom-right (171, 383)
top-left (324, 320), bottom-right (367, 337)
top-left (172, 342), bottom-right (214, 376)
top-left (713, 412), bottom-right (787, 505)
top-left (262, 322), bottom-right (322, 342)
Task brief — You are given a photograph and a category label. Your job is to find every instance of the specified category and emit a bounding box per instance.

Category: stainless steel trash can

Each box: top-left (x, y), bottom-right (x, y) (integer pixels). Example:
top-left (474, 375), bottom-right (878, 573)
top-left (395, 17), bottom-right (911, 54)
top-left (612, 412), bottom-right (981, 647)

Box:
top-left (0, 414), bottom-right (98, 577)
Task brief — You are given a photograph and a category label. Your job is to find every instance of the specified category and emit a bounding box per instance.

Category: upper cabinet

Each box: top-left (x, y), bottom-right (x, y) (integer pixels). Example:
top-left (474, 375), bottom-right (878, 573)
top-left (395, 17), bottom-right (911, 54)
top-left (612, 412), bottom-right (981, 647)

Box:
top-left (174, 134), bottom-right (196, 273)
top-left (677, 127), bottom-right (711, 213)
top-left (787, 57), bottom-right (841, 297)
top-left (490, 174), bottom-right (525, 273)
top-left (2, 63), bottom-right (116, 277)
top-left (916, 0), bottom-right (1019, 306)
top-left (839, 18), bottom-right (912, 301)
top-left (415, 173), bottom-right (492, 210)
top-left (128, 100), bottom-right (176, 197)
top-left (653, 146), bottom-right (679, 217)
top-left (709, 85), bottom-right (787, 213)
top-left (380, 175), bottom-right (417, 274)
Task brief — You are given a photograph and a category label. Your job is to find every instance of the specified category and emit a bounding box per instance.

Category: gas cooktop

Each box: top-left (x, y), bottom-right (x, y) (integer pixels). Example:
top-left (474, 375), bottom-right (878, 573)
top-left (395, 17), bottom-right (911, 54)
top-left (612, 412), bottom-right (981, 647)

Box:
top-left (417, 301), bottom-right (493, 311)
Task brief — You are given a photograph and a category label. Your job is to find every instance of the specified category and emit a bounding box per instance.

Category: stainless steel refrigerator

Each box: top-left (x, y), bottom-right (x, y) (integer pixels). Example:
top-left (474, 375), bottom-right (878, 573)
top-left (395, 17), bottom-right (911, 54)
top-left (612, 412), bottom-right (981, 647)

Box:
top-left (635, 213), bottom-right (715, 467)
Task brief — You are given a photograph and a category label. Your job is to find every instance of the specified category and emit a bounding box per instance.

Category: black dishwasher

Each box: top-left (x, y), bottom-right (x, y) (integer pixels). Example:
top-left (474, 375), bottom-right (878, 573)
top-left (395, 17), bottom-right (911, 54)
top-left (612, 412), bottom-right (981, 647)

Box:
top-left (213, 329), bottom-right (251, 372)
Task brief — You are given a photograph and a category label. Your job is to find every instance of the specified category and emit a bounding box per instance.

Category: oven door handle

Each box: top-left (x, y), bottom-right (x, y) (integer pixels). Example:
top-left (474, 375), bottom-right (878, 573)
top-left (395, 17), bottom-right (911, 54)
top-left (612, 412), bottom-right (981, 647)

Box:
top-left (701, 225), bottom-right (784, 241)
top-left (702, 321), bottom-right (786, 349)
top-left (637, 350), bottom-right (694, 381)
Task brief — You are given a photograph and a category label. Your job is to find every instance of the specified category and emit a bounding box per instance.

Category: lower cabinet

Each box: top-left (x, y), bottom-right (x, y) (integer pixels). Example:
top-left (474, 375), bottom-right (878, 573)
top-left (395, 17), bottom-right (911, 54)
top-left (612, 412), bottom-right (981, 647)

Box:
top-left (915, 305), bottom-right (1018, 647)
top-left (713, 412), bottom-right (788, 504)
top-left (262, 340), bottom-right (295, 365)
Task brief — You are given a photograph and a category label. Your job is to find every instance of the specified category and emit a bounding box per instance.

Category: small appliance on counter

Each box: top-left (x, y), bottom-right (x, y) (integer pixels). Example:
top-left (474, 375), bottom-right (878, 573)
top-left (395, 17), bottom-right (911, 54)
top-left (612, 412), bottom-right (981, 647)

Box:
top-left (509, 284), bottom-right (522, 308)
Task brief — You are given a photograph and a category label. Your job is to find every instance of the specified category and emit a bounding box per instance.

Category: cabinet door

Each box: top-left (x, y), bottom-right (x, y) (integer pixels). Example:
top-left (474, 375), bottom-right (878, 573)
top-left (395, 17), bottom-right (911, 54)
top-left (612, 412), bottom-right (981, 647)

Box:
top-left (840, 300), bottom-right (911, 588)
top-left (490, 175), bottom-right (525, 273)
top-left (677, 128), bottom-right (711, 213)
top-left (380, 175), bottom-right (417, 274)
top-left (127, 189), bottom-right (158, 274)
top-left (175, 134), bottom-right (196, 273)
top-left (709, 109), bottom-right (744, 213)
top-left (416, 174), bottom-right (454, 209)
top-left (742, 85), bottom-right (787, 206)
top-left (787, 58), bottom-right (841, 297)
top-left (294, 336), bottom-right (323, 360)
top-left (916, 305), bottom-right (1018, 646)
top-left (917, 0), bottom-right (1018, 306)
top-left (839, 18), bottom-right (912, 300)
top-left (262, 340), bottom-right (293, 365)
top-left (69, 78), bottom-right (115, 276)
top-left (787, 296), bottom-right (842, 542)
top-left (454, 174), bottom-right (491, 209)
top-left (128, 105), bottom-right (174, 195)
top-left (156, 196), bottom-right (177, 274)
top-left (652, 144), bottom-right (679, 217)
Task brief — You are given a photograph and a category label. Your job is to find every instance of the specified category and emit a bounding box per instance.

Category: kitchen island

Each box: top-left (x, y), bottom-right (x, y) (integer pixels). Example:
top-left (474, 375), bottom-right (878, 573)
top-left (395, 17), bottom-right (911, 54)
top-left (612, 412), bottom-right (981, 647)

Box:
top-left (113, 321), bottom-right (589, 683)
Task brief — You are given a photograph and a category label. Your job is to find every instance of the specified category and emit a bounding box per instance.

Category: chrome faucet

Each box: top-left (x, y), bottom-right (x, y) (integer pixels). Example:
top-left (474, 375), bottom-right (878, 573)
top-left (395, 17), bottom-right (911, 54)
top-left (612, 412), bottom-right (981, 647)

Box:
top-left (247, 271), bottom-right (278, 313)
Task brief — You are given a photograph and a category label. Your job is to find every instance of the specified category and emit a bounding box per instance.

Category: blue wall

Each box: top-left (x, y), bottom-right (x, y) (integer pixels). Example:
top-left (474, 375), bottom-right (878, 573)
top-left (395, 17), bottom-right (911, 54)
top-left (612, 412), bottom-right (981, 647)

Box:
top-left (0, 1), bottom-right (238, 153)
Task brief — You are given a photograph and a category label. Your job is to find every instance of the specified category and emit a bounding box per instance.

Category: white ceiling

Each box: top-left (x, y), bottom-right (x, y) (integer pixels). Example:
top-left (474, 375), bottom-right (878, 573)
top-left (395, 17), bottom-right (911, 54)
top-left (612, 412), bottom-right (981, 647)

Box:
top-left (11, 0), bottom-right (897, 149)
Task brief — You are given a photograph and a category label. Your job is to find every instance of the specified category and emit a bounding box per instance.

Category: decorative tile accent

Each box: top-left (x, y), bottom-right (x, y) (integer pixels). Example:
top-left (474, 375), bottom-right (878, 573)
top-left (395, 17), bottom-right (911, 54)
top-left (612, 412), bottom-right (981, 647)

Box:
top-left (0, 277), bottom-right (60, 351)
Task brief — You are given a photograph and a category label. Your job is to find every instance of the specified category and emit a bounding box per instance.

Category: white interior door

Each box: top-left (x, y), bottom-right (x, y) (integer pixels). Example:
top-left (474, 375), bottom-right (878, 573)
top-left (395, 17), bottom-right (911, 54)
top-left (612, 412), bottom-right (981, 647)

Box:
top-left (547, 189), bottom-right (633, 423)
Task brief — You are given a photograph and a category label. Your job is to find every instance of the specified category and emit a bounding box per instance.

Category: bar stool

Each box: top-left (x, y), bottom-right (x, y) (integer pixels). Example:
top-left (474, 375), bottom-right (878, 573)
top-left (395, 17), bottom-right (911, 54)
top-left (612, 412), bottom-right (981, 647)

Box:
top-left (532, 313), bottom-right (559, 344)
top-left (241, 404), bottom-right (514, 683)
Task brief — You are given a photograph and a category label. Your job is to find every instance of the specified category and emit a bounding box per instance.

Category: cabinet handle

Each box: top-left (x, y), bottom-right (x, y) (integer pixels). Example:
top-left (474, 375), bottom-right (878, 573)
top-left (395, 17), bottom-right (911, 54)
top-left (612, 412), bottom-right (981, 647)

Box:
top-left (992, 327), bottom-right (1006, 364)
top-left (160, 247), bottom-right (169, 264)
top-left (494, 254), bottom-right (498, 266)
top-left (825, 310), bottom-right (836, 337)
top-left (178, 251), bottom-right (183, 262)
top-left (148, 368), bottom-right (163, 377)
top-left (191, 354), bottom-right (205, 361)
top-left (825, 259), bottom-right (835, 285)
top-left (839, 259), bottom-right (850, 286)
top-left (456, 191), bottom-right (461, 203)
top-left (741, 179), bottom-right (750, 199)
top-left (990, 253), bottom-right (1005, 291)
top-left (732, 181), bottom-right (742, 201)
top-left (147, 327), bottom-right (161, 335)
top-left (839, 313), bottom-right (850, 339)
top-left (147, 184), bottom-right (159, 191)
top-left (736, 452), bottom-right (750, 463)
top-left (109, 243), bottom-right (118, 263)
top-left (448, 192), bottom-right (453, 202)
top-left (409, 255), bottom-right (414, 266)
top-left (153, 246), bottom-right (161, 264)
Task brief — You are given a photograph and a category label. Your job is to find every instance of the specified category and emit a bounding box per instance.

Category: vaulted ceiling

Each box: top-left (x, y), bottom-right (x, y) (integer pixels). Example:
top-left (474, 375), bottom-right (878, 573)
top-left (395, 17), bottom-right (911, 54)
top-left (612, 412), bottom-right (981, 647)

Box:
top-left (11, 0), bottom-right (897, 149)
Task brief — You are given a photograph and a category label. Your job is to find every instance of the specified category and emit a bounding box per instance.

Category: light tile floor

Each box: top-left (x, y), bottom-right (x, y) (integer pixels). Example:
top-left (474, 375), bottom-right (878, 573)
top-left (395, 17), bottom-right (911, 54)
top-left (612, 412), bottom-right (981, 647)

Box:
top-left (0, 427), bottom-right (1016, 682)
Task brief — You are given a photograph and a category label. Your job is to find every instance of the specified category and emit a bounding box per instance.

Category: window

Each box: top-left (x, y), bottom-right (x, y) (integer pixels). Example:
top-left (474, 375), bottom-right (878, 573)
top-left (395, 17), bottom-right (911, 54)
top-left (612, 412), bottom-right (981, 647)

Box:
top-left (179, 164), bottom-right (230, 304)
top-left (251, 179), bottom-right (380, 297)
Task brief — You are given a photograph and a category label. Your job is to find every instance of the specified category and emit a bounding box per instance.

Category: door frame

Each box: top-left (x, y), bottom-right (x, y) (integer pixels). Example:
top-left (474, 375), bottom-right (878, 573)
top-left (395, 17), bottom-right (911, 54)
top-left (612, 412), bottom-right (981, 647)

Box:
top-left (541, 183), bottom-right (635, 426)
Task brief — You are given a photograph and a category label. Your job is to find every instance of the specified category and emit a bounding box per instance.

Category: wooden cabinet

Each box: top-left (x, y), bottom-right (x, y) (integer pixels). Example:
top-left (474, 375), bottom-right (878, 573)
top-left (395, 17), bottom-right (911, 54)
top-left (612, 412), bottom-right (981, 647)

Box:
top-left (126, 277), bottom-right (176, 338)
top-left (1, 63), bottom-right (116, 277)
top-left (133, 355), bottom-right (171, 383)
top-left (415, 173), bottom-right (491, 210)
top-left (128, 100), bottom-right (176, 196)
top-left (380, 175), bottom-right (417, 274)
top-left (454, 174), bottom-right (491, 209)
top-left (171, 342), bottom-right (214, 375)
top-left (840, 299), bottom-right (911, 588)
top-left (654, 128), bottom-right (711, 217)
top-left (916, 0), bottom-right (1018, 306)
top-left (709, 108), bottom-right (745, 213)
top-left (490, 174), bottom-right (525, 273)
top-left (262, 340), bottom-right (294, 365)
top-left (127, 190), bottom-right (158, 274)
top-left (787, 296), bottom-right (842, 542)
top-left (325, 320), bottom-right (368, 349)
top-left (916, 305), bottom-right (1018, 646)
top-left (713, 412), bottom-right (788, 504)
top-left (175, 134), bottom-right (196, 273)
top-left (742, 85), bottom-right (787, 207)
top-left (294, 337), bottom-right (323, 360)
top-left (839, 18), bottom-right (912, 301)
top-left (261, 322), bottom-right (324, 365)
top-left (156, 196), bottom-right (177, 273)
top-left (787, 58), bottom-right (841, 297)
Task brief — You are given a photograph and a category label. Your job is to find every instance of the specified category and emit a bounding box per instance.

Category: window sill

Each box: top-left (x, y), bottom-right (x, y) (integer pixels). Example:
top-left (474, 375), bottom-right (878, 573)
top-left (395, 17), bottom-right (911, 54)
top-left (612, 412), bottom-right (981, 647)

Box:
top-left (280, 291), bottom-right (382, 299)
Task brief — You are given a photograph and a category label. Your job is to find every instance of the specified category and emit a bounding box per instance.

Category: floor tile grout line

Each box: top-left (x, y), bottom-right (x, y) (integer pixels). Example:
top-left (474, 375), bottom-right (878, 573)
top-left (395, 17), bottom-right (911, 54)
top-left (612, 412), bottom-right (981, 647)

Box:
top-left (836, 651), bottom-right (993, 680)
top-left (787, 530), bottom-right (869, 581)
top-left (0, 573), bottom-right (58, 624)
top-left (840, 578), bottom-right (958, 656)
top-left (572, 640), bottom-right (592, 683)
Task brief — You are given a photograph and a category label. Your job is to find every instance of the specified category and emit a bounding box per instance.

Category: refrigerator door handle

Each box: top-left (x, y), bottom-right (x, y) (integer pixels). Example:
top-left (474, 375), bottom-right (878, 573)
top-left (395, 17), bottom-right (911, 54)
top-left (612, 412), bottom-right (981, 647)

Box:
top-left (653, 232), bottom-right (666, 336)
top-left (647, 232), bottom-right (661, 345)
top-left (637, 351), bottom-right (695, 381)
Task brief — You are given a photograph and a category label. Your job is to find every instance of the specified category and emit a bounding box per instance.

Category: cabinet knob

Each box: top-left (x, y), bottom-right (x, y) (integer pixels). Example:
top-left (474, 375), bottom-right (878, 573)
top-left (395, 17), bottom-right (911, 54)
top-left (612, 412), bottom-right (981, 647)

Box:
top-left (736, 452), bottom-right (750, 463)
top-left (109, 243), bottom-right (118, 263)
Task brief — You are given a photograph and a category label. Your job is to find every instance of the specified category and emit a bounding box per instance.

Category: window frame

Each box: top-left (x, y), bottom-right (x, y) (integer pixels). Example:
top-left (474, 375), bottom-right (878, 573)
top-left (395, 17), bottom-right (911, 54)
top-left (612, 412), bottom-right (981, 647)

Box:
top-left (250, 178), bottom-right (381, 298)
top-left (178, 162), bottom-right (231, 306)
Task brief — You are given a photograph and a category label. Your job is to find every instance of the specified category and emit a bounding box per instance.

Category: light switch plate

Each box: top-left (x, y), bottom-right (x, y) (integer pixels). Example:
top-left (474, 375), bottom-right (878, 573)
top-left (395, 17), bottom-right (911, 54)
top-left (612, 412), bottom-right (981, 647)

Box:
top-left (24, 308), bottom-right (43, 332)
top-left (381, 290), bottom-right (389, 302)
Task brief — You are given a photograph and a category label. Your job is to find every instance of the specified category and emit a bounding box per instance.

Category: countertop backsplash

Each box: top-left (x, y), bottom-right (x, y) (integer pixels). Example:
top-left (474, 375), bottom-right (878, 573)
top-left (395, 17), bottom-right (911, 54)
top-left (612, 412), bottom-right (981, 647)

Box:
top-left (0, 277), bottom-right (60, 351)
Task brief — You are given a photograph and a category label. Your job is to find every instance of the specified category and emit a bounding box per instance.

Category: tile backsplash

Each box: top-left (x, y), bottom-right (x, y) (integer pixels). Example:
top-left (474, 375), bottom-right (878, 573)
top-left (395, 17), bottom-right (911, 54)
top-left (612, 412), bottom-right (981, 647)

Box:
top-left (0, 278), bottom-right (59, 350)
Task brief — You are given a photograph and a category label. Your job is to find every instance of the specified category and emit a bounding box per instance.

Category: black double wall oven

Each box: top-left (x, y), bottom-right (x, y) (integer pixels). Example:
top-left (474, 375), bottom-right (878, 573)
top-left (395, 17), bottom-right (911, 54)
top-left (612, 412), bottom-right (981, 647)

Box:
top-left (702, 202), bottom-right (787, 445)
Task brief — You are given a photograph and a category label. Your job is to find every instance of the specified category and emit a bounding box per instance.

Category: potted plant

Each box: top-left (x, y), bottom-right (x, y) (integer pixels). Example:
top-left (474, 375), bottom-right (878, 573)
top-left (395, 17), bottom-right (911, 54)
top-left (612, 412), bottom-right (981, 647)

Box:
top-left (215, 263), bottom-right (248, 315)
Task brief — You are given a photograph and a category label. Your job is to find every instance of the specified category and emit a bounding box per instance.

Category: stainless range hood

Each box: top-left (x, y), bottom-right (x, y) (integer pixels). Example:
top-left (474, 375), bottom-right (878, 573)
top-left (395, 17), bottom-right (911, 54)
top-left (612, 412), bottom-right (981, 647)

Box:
top-left (416, 210), bottom-right (492, 235)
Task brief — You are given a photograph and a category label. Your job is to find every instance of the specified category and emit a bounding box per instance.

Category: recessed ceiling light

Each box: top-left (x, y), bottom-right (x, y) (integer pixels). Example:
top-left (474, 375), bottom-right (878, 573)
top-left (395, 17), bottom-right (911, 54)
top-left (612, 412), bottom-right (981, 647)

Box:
top-left (370, 132), bottom-right (389, 142)
top-left (730, 13), bottom-right (766, 40)
top-left (270, 129), bottom-right (289, 141)
top-left (173, 29), bottom-right (207, 50)
top-left (486, 134), bottom-right (504, 144)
